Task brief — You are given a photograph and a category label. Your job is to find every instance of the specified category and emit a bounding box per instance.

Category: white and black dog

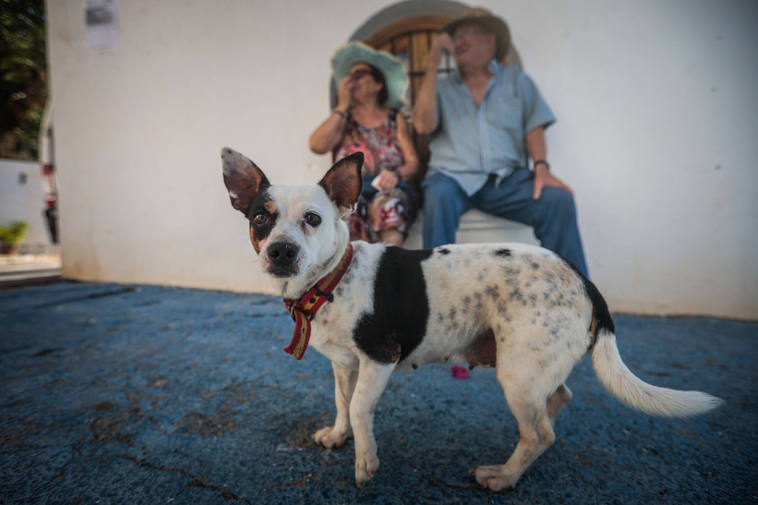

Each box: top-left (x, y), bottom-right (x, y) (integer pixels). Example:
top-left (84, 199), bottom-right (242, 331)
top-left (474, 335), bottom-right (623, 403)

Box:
top-left (221, 147), bottom-right (721, 491)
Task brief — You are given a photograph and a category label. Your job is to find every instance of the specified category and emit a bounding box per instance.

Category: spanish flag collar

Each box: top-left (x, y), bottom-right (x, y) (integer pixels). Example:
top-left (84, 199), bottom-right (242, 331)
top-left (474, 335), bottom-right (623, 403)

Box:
top-left (282, 243), bottom-right (354, 360)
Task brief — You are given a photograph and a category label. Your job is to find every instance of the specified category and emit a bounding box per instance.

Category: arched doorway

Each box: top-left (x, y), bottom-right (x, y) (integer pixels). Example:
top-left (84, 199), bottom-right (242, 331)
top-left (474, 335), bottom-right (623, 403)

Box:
top-left (362, 14), bottom-right (458, 109)
top-left (350, 1), bottom-right (522, 109)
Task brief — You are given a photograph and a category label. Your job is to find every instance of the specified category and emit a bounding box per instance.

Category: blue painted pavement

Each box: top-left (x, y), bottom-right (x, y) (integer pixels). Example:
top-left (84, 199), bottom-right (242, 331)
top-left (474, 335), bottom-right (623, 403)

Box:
top-left (1, 281), bottom-right (756, 504)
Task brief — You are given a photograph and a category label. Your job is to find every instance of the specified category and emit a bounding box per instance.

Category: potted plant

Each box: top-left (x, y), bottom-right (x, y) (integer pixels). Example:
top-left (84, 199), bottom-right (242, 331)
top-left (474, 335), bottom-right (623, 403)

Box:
top-left (0, 221), bottom-right (29, 255)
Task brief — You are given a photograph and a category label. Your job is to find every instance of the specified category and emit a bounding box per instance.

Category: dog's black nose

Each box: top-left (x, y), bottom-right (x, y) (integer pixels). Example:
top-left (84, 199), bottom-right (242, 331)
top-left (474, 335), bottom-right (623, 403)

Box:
top-left (267, 241), bottom-right (299, 266)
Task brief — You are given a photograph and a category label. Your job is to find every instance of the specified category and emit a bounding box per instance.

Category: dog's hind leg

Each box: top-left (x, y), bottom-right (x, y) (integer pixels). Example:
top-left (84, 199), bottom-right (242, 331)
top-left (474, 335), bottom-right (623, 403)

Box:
top-left (349, 359), bottom-right (395, 486)
top-left (313, 362), bottom-right (357, 449)
top-left (473, 353), bottom-right (559, 492)
top-left (546, 384), bottom-right (572, 422)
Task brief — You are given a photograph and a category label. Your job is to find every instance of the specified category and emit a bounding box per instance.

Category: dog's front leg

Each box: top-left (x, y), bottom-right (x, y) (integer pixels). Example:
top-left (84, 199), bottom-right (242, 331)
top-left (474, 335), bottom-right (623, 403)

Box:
top-left (313, 362), bottom-right (357, 448)
top-left (349, 359), bottom-right (395, 486)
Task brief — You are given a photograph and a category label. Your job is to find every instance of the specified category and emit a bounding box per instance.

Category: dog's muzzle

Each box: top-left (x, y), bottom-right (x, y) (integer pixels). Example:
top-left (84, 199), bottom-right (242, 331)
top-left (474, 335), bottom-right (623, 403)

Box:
top-left (266, 241), bottom-right (300, 277)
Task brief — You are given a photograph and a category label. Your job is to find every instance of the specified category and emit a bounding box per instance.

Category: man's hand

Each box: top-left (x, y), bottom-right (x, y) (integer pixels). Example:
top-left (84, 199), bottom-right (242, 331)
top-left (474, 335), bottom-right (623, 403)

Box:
top-left (414, 32), bottom-right (453, 135)
top-left (533, 164), bottom-right (573, 199)
top-left (374, 169), bottom-right (399, 190)
top-left (429, 33), bottom-right (454, 67)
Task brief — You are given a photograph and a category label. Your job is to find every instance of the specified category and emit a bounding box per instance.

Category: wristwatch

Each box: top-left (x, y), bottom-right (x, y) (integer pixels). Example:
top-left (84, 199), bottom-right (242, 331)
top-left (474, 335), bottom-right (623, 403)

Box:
top-left (533, 159), bottom-right (550, 170)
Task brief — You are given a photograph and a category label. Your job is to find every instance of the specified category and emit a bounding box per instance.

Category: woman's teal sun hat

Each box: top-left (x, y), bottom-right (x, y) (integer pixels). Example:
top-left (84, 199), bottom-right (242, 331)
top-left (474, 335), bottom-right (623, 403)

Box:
top-left (331, 41), bottom-right (409, 110)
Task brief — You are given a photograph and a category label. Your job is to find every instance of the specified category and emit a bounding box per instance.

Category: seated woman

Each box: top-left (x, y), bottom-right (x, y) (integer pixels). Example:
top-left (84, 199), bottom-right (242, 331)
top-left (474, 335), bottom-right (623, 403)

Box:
top-left (309, 42), bottom-right (419, 246)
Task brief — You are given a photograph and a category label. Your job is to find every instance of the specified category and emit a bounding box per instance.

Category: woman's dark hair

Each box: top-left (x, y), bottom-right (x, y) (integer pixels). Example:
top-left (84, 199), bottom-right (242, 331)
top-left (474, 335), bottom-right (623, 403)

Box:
top-left (367, 65), bottom-right (389, 105)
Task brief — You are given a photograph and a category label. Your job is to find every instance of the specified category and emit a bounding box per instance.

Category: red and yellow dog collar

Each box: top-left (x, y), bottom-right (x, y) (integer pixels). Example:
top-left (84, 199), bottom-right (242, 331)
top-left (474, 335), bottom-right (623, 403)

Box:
top-left (282, 243), bottom-right (354, 360)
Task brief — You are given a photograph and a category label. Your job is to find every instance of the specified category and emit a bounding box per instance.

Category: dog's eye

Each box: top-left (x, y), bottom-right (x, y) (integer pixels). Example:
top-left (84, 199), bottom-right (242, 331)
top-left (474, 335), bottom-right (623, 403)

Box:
top-left (252, 213), bottom-right (269, 226)
top-left (304, 212), bottom-right (322, 227)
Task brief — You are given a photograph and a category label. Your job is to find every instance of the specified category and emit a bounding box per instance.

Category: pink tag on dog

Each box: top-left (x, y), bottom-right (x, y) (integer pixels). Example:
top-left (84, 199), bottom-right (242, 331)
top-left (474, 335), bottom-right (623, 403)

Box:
top-left (451, 365), bottom-right (469, 380)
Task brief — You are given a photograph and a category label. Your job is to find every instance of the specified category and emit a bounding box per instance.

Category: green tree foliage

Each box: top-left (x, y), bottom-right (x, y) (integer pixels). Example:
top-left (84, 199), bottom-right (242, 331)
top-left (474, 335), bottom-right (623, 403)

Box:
top-left (0, 0), bottom-right (46, 160)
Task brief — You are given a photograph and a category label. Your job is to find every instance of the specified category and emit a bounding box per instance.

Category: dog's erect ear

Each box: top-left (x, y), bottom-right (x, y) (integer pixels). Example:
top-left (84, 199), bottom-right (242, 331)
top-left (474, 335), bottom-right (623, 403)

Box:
top-left (221, 147), bottom-right (270, 214)
top-left (318, 152), bottom-right (363, 214)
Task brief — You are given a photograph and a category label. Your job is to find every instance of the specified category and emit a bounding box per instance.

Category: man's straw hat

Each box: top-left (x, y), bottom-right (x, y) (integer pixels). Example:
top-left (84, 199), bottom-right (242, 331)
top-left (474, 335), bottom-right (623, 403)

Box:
top-left (442, 7), bottom-right (511, 61)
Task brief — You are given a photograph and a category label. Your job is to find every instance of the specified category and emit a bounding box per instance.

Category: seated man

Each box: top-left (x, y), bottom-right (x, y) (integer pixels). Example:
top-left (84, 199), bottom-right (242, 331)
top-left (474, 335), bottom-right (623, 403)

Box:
top-left (413, 7), bottom-right (589, 276)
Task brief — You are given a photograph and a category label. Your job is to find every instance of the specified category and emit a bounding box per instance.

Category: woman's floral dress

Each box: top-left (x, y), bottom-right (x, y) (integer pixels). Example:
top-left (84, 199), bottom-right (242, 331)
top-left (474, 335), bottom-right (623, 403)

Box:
top-left (335, 111), bottom-right (418, 243)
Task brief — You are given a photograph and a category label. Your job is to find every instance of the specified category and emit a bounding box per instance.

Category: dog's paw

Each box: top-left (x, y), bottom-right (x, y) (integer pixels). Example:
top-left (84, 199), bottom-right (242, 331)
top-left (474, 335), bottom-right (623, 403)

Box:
top-left (471, 464), bottom-right (515, 492)
top-left (312, 426), bottom-right (350, 449)
top-left (355, 452), bottom-right (379, 486)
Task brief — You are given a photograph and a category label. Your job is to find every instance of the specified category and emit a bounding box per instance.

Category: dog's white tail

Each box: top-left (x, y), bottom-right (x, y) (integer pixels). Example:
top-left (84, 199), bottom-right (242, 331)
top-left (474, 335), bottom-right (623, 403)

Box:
top-left (591, 330), bottom-right (722, 417)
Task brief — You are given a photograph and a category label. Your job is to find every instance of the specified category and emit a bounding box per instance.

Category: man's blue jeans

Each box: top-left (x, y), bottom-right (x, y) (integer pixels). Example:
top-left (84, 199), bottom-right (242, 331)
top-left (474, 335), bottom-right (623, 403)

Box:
top-left (422, 169), bottom-right (589, 277)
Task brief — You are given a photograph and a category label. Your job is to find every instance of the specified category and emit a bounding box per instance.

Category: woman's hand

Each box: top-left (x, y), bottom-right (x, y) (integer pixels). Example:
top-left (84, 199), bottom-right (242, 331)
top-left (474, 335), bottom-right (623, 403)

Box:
top-left (374, 169), bottom-right (399, 190)
top-left (309, 75), bottom-right (352, 154)
top-left (336, 75), bottom-right (352, 112)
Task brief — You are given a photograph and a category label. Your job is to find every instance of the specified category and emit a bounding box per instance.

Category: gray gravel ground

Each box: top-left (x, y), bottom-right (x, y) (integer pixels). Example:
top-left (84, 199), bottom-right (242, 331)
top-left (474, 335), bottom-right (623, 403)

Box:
top-left (1, 281), bottom-right (756, 505)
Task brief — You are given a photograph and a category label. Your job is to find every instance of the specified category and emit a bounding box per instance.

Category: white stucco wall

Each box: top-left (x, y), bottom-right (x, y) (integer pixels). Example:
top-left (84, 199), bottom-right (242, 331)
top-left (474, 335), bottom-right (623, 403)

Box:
top-left (46, 0), bottom-right (758, 319)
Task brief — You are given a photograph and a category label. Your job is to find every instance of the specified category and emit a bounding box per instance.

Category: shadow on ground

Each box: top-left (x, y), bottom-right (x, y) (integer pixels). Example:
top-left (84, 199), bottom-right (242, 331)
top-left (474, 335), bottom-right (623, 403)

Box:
top-left (1, 281), bottom-right (756, 504)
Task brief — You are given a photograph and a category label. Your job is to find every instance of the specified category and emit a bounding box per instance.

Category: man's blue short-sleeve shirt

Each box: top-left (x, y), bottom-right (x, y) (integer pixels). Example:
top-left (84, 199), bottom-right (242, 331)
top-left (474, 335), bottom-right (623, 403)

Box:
top-left (428, 60), bottom-right (556, 196)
